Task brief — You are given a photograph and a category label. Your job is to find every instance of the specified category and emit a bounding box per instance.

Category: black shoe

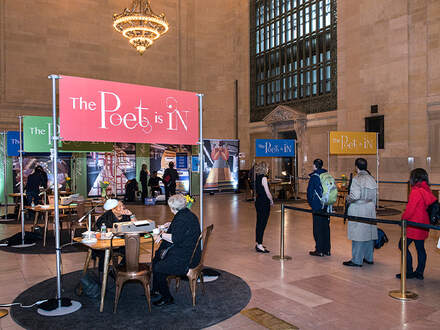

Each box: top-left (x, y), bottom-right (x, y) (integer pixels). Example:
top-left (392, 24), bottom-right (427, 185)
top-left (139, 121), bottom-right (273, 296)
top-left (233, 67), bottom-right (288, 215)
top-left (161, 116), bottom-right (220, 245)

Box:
top-left (153, 296), bottom-right (174, 307)
top-left (343, 260), bottom-right (362, 267)
top-left (325, 252), bottom-right (331, 256)
top-left (415, 273), bottom-right (424, 280)
top-left (150, 292), bottom-right (161, 302)
top-left (255, 245), bottom-right (269, 253)
top-left (363, 259), bottom-right (374, 265)
top-left (395, 272), bottom-right (416, 279)
top-left (309, 250), bottom-right (324, 257)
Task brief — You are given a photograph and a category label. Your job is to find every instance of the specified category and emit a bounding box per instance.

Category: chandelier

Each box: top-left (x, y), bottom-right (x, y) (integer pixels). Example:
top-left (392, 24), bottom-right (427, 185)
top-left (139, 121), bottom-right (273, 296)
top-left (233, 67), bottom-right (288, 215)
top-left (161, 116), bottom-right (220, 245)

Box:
top-left (113, 0), bottom-right (169, 55)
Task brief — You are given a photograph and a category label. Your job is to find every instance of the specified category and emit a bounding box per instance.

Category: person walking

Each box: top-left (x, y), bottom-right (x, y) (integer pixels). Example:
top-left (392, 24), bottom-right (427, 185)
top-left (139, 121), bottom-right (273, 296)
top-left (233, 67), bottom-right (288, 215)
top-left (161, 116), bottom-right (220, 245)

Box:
top-left (254, 162), bottom-right (273, 253)
top-left (343, 158), bottom-right (377, 267)
top-left (163, 162), bottom-right (179, 201)
top-left (396, 168), bottom-right (436, 280)
top-left (307, 159), bottom-right (331, 257)
top-left (140, 164), bottom-right (149, 202)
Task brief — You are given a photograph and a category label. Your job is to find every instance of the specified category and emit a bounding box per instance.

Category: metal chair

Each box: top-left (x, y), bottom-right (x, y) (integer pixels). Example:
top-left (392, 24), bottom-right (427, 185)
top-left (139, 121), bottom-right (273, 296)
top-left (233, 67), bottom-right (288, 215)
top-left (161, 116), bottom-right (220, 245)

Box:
top-left (111, 232), bottom-right (154, 313)
top-left (169, 224), bottom-right (214, 306)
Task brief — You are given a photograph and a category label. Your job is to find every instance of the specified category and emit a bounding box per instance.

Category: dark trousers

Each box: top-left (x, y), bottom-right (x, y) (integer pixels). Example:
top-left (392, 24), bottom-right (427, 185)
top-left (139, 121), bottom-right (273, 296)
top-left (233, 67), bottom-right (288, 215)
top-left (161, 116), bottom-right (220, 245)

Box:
top-left (399, 238), bottom-right (427, 275)
top-left (152, 271), bottom-right (172, 300)
top-left (255, 201), bottom-right (270, 244)
top-left (165, 184), bottom-right (176, 201)
top-left (312, 214), bottom-right (331, 254)
top-left (141, 184), bottom-right (148, 201)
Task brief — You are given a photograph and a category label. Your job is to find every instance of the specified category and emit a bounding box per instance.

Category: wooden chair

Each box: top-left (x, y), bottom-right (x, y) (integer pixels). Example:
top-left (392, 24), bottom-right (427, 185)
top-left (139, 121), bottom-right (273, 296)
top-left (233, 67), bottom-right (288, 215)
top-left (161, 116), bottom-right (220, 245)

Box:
top-left (169, 224), bottom-right (214, 306)
top-left (69, 202), bottom-right (89, 243)
top-left (112, 232), bottom-right (154, 313)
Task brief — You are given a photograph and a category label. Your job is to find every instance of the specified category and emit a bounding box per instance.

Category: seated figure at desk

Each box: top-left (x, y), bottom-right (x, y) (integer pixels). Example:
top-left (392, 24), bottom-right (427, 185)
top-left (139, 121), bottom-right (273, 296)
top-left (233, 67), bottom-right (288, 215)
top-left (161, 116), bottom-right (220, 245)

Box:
top-left (95, 199), bottom-right (137, 231)
top-left (94, 199), bottom-right (137, 271)
top-left (151, 194), bottom-right (201, 307)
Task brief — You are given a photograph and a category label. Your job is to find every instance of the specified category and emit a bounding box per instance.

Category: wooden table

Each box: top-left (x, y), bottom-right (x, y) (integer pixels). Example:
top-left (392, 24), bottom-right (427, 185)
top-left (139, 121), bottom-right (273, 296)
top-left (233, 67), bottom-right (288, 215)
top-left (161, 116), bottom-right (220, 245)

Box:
top-left (74, 235), bottom-right (156, 312)
top-left (26, 204), bottom-right (78, 247)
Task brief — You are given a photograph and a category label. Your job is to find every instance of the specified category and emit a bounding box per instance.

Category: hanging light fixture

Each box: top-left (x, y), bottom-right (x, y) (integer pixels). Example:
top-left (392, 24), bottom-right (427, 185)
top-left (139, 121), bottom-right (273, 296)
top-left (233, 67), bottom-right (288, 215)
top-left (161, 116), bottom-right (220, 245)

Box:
top-left (113, 0), bottom-right (169, 55)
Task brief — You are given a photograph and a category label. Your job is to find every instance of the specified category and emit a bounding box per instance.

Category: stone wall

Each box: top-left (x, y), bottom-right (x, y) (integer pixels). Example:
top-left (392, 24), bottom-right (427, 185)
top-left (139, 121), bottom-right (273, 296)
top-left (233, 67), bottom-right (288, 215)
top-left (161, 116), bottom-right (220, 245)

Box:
top-left (338, 0), bottom-right (440, 201)
top-left (0, 0), bottom-right (250, 163)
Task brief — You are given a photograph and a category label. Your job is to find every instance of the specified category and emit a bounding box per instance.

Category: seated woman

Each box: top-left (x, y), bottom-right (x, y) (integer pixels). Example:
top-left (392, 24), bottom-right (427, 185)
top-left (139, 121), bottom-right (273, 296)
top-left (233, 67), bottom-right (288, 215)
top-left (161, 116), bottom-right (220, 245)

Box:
top-left (94, 199), bottom-right (137, 271)
top-left (124, 178), bottom-right (139, 203)
top-left (151, 194), bottom-right (201, 306)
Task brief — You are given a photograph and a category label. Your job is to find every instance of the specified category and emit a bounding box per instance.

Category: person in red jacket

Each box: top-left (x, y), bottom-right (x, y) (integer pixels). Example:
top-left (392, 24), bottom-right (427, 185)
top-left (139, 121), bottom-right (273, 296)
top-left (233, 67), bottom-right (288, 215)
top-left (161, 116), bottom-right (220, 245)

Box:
top-left (397, 168), bottom-right (437, 280)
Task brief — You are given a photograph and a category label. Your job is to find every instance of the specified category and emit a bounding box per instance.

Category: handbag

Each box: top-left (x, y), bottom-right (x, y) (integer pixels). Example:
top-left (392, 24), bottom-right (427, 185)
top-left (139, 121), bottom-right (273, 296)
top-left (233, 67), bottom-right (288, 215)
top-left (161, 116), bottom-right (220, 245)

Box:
top-left (159, 245), bottom-right (174, 260)
top-left (77, 273), bottom-right (100, 299)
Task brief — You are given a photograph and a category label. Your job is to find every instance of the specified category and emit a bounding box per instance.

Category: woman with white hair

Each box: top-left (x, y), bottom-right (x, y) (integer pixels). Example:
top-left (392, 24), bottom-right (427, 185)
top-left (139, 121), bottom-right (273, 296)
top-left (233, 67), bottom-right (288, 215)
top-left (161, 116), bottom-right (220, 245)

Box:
top-left (151, 194), bottom-right (201, 307)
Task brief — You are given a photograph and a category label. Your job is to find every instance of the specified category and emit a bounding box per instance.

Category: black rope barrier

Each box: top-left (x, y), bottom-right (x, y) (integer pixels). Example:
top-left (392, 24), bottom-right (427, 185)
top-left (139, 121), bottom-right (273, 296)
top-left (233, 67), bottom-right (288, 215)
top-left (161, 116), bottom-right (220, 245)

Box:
top-left (283, 205), bottom-right (440, 231)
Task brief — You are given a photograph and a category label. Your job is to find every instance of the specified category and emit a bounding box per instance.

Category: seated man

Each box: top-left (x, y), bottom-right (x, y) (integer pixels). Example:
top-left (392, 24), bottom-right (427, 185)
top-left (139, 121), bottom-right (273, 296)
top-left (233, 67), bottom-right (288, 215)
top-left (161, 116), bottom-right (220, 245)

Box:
top-left (148, 171), bottom-right (162, 197)
top-left (94, 199), bottom-right (137, 271)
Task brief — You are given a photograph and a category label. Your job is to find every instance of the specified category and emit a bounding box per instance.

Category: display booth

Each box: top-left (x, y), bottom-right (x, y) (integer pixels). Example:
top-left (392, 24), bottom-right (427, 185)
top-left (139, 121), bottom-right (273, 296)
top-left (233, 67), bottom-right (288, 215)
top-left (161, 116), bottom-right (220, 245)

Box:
top-left (38, 74), bottom-right (203, 316)
top-left (254, 138), bottom-right (296, 200)
top-left (328, 131), bottom-right (379, 205)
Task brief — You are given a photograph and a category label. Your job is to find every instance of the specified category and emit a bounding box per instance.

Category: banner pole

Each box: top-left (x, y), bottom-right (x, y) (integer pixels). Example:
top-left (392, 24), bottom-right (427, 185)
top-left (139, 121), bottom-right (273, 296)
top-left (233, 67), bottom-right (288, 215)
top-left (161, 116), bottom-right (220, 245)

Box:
top-left (327, 131), bottom-right (330, 173)
top-left (19, 118), bottom-right (25, 243)
top-left (197, 94), bottom-right (204, 233)
top-left (2, 131), bottom-right (7, 221)
top-left (376, 132), bottom-right (379, 208)
top-left (37, 74), bottom-right (81, 316)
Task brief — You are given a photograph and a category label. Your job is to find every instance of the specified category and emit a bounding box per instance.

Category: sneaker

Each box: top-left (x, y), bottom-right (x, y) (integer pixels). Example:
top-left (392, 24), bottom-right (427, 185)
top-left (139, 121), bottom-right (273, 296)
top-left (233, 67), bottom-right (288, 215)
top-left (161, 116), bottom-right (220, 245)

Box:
top-left (395, 272), bottom-right (416, 279)
top-left (325, 251), bottom-right (331, 256)
top-left (255, 245), bottom-right (269, 253)
top-left (153, 296), bottom-right (174, 307)
top-left (414, 273), bottom-right (424, 280)
top-left (309, 250), bottom-right (324, 257)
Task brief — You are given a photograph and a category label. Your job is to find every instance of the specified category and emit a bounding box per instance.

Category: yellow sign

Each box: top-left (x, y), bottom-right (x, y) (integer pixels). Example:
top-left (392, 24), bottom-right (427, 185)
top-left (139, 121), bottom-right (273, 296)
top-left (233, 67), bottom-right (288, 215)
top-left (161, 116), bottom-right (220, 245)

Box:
top-left (329, 131), bottom-right (377, 155)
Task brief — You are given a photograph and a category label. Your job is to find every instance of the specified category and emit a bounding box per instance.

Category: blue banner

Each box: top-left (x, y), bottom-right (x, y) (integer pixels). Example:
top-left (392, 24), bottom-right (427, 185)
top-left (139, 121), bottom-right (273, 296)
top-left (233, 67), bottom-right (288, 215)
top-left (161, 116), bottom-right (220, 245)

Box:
top-left (176, 152), bottom-right (188, 169)
top-left (7, 131), bottom-right (20, 157)
top-left (255, 139), bottom-right (295, 157)
top-left (191, 156), bottom-right (199, 172)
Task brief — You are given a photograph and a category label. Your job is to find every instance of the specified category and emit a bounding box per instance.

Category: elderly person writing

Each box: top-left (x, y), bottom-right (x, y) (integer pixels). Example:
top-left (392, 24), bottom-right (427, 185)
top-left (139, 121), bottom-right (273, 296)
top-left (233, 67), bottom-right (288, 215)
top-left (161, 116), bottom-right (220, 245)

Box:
top-left (95, 199), bottom-right (137, 231)
top-left (94, 199), bottom-right (137, 271)
top-left (151, 194), bottom-right (201, 306)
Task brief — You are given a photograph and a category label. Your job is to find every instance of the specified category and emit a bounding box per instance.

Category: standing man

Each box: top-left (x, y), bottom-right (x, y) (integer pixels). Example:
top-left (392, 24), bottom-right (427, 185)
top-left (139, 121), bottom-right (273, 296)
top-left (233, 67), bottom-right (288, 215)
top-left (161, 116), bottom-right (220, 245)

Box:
top-left (163, 162), bottom-right (179, 201)
top-left (307, 159), bottom-right (331, 257)
top-left (343, 158), bottom-right (378, 267)
top-left (140, 164), bottom-right (149, 202)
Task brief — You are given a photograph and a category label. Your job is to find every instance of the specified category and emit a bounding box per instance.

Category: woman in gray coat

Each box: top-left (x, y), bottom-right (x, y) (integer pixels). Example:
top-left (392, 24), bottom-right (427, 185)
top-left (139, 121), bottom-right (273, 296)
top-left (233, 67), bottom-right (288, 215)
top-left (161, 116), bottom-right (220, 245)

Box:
top-left (343, 158), bottom-right (378, 267)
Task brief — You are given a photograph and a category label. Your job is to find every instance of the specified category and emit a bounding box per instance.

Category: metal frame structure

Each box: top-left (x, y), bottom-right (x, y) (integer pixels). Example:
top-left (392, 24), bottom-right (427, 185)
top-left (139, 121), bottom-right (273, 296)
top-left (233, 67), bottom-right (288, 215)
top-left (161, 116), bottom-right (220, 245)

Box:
top-left (250, 0), bottom-right (337, 122)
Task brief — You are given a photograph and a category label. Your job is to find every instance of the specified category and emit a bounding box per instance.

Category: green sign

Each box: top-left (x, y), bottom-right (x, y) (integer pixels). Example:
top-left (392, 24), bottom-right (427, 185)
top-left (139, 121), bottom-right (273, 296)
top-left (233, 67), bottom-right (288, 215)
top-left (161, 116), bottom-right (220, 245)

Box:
top-left (23, 116), bottom-right (113, 152)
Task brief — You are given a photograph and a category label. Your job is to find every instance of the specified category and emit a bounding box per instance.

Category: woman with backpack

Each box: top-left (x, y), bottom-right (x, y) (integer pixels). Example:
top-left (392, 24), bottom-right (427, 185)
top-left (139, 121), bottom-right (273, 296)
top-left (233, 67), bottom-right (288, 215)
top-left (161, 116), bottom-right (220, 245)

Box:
top-left (397, 168), bottom-right (436, 280)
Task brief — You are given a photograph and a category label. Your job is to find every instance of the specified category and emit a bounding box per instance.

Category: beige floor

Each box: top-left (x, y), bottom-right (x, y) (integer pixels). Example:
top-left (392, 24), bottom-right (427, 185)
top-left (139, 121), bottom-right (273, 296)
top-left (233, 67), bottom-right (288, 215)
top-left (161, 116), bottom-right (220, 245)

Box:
top-left (1, 194), bottom-right (440, 329)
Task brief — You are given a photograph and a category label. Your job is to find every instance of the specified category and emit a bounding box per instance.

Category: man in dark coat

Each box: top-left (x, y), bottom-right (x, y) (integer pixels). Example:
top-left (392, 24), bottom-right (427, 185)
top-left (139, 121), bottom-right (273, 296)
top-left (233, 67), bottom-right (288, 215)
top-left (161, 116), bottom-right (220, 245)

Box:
top-left (25, 168), bottom-right (43, 206)
top-left (163, 162), bottom-right (179, 201)
top-left (307, 159), bottom-right (331, 257)
top-left (151, 194), bottom-right (201, 306)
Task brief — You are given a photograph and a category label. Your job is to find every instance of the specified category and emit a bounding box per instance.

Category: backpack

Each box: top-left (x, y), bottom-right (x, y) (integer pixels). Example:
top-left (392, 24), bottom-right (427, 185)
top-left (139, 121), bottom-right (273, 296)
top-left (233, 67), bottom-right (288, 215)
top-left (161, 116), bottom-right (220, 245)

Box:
top-left (427, 201), bottom-right (440, 225)
top-left (374, 228), bottom-right (389, 249)
top-left (163, 174), bottom-right (171, 186)
top-left (314, 172), bottom-right (338, 208)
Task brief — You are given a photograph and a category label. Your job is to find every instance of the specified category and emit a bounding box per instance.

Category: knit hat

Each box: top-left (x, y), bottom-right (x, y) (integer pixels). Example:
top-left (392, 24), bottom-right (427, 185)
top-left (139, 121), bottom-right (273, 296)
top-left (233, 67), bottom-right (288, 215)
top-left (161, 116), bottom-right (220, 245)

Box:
top-left (103, 199), bottom-right (119, 211)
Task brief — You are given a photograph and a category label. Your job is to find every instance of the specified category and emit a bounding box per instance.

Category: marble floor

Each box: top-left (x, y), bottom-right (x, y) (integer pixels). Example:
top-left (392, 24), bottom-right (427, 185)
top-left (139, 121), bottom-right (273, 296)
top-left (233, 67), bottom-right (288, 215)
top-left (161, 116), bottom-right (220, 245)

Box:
top-left (1, 194), bottom-right (440, 329)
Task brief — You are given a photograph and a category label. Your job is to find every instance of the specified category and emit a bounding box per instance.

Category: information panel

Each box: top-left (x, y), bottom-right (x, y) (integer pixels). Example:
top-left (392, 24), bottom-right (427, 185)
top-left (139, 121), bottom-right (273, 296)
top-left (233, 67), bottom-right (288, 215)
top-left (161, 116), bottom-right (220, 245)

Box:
top-left (329, 131), bottom-right (377, 155)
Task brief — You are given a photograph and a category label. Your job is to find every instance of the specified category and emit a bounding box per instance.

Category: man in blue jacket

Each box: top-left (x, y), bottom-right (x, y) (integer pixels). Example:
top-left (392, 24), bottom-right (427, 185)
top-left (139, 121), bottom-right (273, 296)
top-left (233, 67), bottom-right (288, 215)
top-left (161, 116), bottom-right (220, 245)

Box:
top-left (307, 159), bottom-right (331, 257)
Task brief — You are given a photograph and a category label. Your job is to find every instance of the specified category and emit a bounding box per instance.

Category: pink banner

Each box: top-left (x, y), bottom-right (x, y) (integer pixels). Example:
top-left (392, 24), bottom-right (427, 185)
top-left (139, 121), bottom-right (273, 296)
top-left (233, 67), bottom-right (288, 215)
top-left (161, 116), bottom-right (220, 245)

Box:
top-left (59, 76), bottom-right (199, 145)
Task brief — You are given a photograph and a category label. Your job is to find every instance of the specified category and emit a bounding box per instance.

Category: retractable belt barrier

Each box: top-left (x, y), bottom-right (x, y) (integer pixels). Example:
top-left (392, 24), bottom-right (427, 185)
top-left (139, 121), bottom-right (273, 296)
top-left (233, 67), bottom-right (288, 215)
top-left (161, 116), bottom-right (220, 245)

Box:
top-left (276, 204), bottom-right (440, 301)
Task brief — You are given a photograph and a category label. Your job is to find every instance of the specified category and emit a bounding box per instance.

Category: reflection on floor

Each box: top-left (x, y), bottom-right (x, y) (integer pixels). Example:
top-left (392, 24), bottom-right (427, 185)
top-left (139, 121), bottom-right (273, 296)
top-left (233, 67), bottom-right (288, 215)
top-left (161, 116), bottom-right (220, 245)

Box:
top-left (1, 194), bottom-right (440, 329)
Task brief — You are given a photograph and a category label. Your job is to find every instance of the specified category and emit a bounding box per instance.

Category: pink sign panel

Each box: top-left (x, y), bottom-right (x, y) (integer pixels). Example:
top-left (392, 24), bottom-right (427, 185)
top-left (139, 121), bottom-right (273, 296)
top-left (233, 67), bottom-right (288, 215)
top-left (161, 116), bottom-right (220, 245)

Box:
top-left (59, 76), bottom-right (199, 145)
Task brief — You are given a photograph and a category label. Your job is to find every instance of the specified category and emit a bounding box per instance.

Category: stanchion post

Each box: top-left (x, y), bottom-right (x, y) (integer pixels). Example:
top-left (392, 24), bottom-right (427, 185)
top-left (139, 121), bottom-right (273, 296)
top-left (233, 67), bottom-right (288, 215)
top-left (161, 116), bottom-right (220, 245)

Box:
top-left (273, 203), bottom-right (292, 261)
top-left (389, 219), bottom-right (417, 301)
